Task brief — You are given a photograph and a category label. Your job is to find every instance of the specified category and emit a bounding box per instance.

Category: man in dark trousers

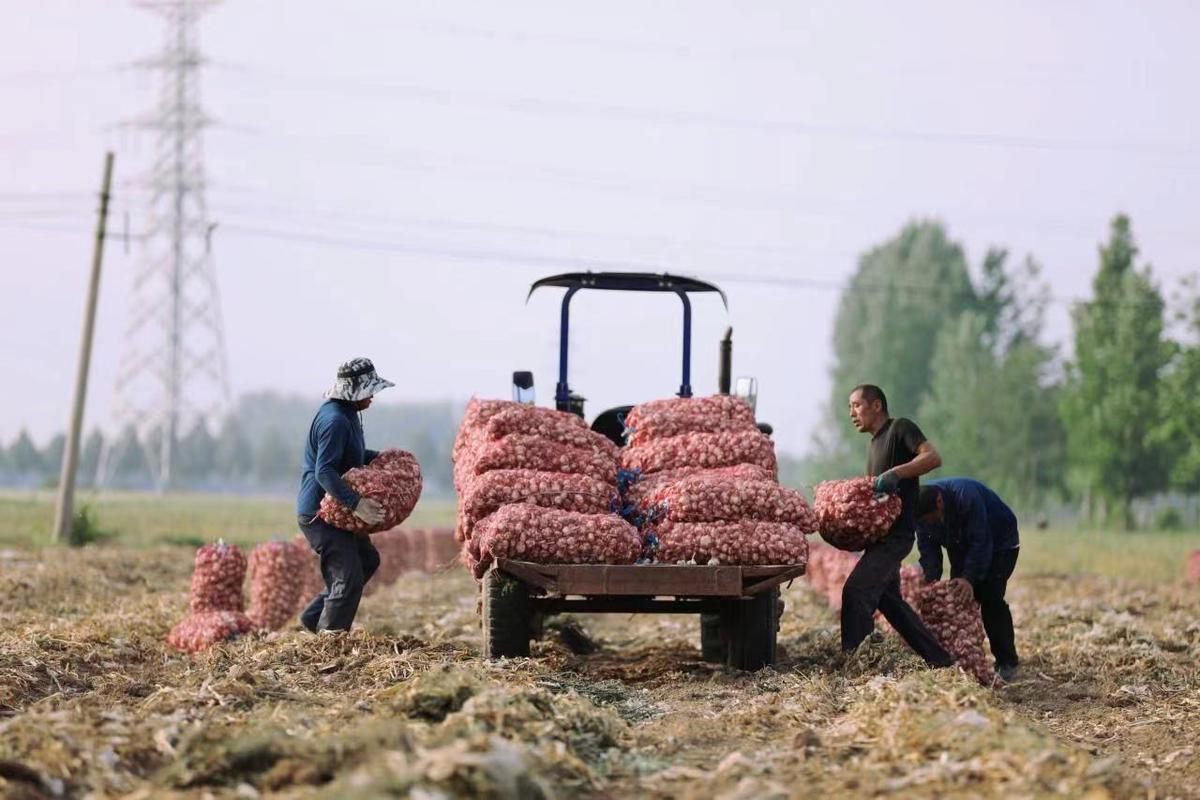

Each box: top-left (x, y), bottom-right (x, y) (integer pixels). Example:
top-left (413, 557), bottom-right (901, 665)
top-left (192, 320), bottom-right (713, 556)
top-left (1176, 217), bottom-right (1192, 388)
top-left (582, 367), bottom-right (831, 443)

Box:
top-left (917, 478), bottom-right (1021, 681)
top-left (296, 357), bottom-right (394, 633)
top-left (842, 384), bottom-right (954, 667)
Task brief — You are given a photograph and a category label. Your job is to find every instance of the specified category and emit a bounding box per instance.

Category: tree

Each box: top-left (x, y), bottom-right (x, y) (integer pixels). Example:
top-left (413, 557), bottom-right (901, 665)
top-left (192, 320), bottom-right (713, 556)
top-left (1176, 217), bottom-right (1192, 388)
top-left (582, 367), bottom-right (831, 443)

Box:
top-left (919, 254), bottom-right (1065, 508)
top-left (1061, 215), bottom-right (1170, 528)
top-left (1154, 276), bottom-right (1200, 494)
top-left (177, 421), bottom-right (217, 483)
top-left (253, 426), bottom-right (294, 484)
top-left (41, 433), bottom-right (66, 481)
top-left (813, 220), bottom-right (978, 476)
top-left (78, 430), bottom-right (104, 488)
top-left (9, 429), bottom-right (43, 476)
top-left (214, 418), bottom-right (254, 481)
top-left (110, 425), bottom-right (149, 483)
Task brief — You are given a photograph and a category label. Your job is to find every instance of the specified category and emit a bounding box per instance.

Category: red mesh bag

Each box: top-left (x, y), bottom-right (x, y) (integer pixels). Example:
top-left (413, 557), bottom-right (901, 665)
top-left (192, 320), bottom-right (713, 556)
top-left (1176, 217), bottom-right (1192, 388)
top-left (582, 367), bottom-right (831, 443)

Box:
top-left (623, 464), bottom-right (775, 512)
top-left (459, 469), bottom-right (617, 538)
top-left (246, 541), bottom-right (306, 631)
top-left (366, 527), bottom-right (412, 592)
top-left (1187, 550), bottom-right (1200, 585)
top-left (655, 520), bottom-right (808, 566)
top-left (317, 449), bottom-right (423, 534)
top-left (485, 406), bottom-right (613, 455)
top-left (167, 610), bottom-right (254, 653)
top-left (805, 543), bottom-right (860, 609)
top-left (917, 581), bottom-right (996, 685)
top-left (475, 505), bottom-right (642, 577)
top-left (641, 475), bottom-right (815, 530)
top-left (620, 430), bottom-right (777, 478)
top-left (627, 407), bottom-right (758, 447)
top-left (467, 435), bottom-right (617, 484)
top-left (624, 395), bottom-right (754, 435)
top-left (188, 540), bottom-right (247, 613)
top-left (813, 477), bottom-right (902, 551)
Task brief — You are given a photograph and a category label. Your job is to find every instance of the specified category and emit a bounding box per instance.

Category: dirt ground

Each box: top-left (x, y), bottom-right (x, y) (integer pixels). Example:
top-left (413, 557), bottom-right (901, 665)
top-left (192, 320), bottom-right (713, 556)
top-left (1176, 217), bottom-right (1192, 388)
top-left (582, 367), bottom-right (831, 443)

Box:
top-left (1, 546), bottom-right (1197, 799)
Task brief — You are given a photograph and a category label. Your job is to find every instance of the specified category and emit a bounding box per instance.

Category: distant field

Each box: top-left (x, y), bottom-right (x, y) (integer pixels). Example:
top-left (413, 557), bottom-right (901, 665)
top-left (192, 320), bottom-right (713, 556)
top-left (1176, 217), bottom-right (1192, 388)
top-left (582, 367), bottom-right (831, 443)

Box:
top-left (1, 489), bottom-right (1197, 583)
top-left (0, 489), bottom-right (458, 549)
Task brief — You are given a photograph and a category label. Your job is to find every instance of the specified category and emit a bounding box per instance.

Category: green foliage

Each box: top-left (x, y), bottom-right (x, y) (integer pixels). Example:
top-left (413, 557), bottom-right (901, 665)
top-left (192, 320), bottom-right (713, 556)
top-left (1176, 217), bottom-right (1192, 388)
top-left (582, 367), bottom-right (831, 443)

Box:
top-left (70, 503), bottom-right (116, 546)
top-left (1061, 215), bottom-right (1171, 528)
top-left (1152, 506), bottom-right (1184, 532)
top-left (1154, 276), bottom-right (1200, 493)
top-left (918, 255), bottom-right (1065, 507)
top-left (9, 429), bottom-right (43, 474)
top-left (815, 220), bottom-right (979, 476)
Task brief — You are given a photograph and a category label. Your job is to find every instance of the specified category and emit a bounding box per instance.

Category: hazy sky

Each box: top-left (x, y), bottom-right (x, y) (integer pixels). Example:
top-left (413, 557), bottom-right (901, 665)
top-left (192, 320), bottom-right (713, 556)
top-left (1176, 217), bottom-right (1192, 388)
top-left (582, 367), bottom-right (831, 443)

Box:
top-left (2, 1), bottom-right (1197, 455)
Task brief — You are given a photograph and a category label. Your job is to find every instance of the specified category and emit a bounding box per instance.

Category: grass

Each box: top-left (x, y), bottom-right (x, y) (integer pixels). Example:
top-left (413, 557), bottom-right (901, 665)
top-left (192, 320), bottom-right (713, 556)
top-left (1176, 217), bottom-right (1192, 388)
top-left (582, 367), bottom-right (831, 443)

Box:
top-left (0, 489), bottom-right (458, 549)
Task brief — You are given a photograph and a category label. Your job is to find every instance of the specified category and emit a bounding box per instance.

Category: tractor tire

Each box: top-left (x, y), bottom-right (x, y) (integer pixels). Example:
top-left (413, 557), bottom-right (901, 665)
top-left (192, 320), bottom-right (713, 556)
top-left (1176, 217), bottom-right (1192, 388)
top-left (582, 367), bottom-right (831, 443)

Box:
top-left (481, 567), bottom-right (532, 658)
top-left (699, 612), bottom-right (727, 663)
top-left (726, 588), bottom-right (780, 671)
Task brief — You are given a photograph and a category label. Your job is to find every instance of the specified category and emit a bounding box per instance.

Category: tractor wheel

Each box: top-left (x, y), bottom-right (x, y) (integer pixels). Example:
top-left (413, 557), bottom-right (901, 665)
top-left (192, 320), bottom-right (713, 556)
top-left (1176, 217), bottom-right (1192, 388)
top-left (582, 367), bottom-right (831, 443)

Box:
top-left (726, 588), bottom-right (780, 671)
top-left (699, 612), bottom-right (727, 663)
top-left (481, 567), bottom-right (532, 658)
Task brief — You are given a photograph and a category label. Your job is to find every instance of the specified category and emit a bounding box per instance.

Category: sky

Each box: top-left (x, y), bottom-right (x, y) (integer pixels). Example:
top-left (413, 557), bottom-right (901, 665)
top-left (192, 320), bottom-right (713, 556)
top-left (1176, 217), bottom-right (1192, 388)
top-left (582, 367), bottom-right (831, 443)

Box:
top-left (1, 0), bottom-right (1197, 456)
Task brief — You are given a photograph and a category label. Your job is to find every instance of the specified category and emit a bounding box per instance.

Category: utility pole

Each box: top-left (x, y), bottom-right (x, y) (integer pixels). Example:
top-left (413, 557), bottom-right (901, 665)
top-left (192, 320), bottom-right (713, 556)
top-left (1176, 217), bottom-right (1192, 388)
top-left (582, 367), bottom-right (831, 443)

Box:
top-left (53, 152), bottom-right (115, 545)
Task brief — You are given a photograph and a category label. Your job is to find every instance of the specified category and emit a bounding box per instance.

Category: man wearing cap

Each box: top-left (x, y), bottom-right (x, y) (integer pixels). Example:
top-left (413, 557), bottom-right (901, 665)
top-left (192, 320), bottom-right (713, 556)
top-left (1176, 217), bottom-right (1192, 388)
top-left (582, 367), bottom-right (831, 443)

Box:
top-left (296, 357), bottom-right (395, 632)
top-left (916, 478), bottom-right (1021, 682)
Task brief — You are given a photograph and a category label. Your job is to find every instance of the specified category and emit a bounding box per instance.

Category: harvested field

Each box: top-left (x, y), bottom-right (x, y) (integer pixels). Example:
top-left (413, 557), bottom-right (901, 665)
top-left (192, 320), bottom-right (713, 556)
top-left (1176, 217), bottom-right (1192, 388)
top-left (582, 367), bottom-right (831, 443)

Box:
top-left (2, 531), bottom-right (1198, 799)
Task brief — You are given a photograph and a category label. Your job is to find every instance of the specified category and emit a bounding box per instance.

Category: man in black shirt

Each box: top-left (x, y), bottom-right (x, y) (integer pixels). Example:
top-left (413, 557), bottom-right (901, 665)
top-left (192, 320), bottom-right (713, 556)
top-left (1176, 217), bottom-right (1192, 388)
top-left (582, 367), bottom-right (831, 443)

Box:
top-left (842, 384), bottom-right (953, 667)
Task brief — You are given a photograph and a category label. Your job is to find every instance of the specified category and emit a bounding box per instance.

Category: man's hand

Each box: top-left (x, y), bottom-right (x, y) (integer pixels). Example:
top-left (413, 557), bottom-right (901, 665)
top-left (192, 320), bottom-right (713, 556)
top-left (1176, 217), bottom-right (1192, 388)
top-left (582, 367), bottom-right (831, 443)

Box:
top-left (873, 469), bottom-right (901, 495)
top-left (948, 577), bottom-right (975, 604)
top-left (353, 497), bottom-right (386, 526)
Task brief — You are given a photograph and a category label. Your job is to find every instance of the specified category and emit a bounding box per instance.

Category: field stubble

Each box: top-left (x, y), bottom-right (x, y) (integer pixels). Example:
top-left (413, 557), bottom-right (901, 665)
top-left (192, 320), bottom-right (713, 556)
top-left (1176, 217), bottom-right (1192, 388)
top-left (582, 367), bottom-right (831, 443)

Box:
top-left (0, 537), bottom-right (1197, 798)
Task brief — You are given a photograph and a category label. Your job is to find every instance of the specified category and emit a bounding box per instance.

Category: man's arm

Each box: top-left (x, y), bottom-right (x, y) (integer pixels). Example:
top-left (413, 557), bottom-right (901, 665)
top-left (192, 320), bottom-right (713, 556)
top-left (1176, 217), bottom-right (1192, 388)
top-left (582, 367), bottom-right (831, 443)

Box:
top-left (891, 440), bottom-right (942, 479)
top-left (364, 449), bottom-right (380, 465)
top-left (917, 526), bottom-right (943, 582)
top-left (315, 418), bottom-right (361, 510)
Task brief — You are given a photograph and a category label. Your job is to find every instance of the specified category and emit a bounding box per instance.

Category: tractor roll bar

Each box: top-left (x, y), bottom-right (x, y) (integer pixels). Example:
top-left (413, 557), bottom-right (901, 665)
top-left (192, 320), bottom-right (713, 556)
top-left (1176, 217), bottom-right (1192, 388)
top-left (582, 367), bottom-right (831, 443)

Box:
top-left (527, 272), bottom-right (728, 412)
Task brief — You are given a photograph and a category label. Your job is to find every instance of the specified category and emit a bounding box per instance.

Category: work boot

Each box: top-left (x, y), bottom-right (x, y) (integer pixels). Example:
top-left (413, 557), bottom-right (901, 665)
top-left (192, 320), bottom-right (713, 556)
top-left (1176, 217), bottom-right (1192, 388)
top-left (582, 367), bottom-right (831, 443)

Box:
top-left (997, 663), bottom-right (1020, 683)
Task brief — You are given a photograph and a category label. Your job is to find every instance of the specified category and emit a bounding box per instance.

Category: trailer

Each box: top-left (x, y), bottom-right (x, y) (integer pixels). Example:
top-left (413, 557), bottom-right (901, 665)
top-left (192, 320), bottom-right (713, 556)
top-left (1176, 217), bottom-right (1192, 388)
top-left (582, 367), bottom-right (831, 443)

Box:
top-left (482, 560), bottom-right (802, 670)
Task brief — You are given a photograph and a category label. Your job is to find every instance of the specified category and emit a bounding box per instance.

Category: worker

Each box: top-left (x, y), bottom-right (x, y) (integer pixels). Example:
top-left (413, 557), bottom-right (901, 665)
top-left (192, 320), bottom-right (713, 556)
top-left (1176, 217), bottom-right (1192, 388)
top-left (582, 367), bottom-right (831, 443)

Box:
top-left (843, 384), bottom-right (954, 667)
top-left (916, 478), bottom-right (1021, 682)
top-left (296, 357), bottom-right (394, 633)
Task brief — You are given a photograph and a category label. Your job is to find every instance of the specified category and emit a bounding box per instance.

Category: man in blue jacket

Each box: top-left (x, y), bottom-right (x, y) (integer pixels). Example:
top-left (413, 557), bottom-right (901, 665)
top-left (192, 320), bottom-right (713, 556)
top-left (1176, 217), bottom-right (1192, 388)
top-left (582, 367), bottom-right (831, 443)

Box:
top-left (296, 357), bottom-right (394, 633)
top-left (916, 477), bottom-right (1021, 681)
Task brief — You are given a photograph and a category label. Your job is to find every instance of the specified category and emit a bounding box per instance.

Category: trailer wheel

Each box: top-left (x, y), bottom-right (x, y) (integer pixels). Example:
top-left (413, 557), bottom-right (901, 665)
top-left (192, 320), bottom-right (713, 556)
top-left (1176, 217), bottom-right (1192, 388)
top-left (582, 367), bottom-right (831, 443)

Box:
top-left (726, 588), bottom-right (779, 671)
top-left (481, 567), bottom-right (532, 658)
top-left (699, 612), bottom-right (727, 663)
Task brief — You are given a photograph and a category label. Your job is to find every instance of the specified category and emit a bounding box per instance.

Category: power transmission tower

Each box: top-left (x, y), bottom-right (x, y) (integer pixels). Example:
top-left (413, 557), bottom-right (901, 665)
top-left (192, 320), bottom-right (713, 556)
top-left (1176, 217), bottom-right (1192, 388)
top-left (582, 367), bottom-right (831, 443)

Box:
top-left (98, 0), bottom-right (231, 491)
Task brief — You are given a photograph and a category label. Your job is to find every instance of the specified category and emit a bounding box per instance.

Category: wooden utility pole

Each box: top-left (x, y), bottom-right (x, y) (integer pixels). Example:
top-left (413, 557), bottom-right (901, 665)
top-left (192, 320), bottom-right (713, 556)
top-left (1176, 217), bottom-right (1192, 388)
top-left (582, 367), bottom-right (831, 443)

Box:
top-left (53, 152), bottom-right (114, 545)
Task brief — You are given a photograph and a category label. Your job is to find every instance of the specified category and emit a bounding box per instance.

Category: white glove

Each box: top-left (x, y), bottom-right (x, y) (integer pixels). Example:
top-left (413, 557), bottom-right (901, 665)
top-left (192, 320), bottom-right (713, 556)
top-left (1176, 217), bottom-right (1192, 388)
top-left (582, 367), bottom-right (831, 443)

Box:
top-left (353, 497), bottom-right (385, 526)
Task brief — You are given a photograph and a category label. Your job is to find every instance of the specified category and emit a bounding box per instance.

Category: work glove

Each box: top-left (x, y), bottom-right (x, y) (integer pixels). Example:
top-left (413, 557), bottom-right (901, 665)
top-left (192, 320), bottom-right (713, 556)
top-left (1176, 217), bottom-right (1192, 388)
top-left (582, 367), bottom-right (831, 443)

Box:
top-left (872, 469), bottom-right (901, 495)
top-left (948, 577), bottom-right (975, 605)
top-left (353, 497), bottom-right (386, 526)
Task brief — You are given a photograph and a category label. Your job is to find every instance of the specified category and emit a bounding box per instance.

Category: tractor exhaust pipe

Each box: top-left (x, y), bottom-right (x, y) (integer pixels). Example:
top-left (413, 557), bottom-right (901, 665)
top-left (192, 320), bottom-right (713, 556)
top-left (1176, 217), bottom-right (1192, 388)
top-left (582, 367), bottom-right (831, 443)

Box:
top-left (718, 327), bottom-right (732, 394)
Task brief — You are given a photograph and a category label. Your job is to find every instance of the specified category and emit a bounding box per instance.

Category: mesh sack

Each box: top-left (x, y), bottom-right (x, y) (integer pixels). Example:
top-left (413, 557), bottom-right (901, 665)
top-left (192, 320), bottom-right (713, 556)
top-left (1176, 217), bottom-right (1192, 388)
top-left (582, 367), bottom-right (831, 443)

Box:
top-left (475, 505), bottom-right (642, 575)
top-left (813, 477), bottom-right (902, 551)
top-left (188, 540), bottom-right (247, 614)
top-left (166, 610), bottom-right (254, 653)
top-left (620, 430), bottom-right (777, 478)
top-left (917, 581), bottom-right (996, 686)
top-left (318, 449), bottom-right (423, 534)
top-left (624, 395), bottom-right (754, 435)
top-left (654, 519), bottom-right (809, 566)
top-left (246, 540), bottom-right (306, 631)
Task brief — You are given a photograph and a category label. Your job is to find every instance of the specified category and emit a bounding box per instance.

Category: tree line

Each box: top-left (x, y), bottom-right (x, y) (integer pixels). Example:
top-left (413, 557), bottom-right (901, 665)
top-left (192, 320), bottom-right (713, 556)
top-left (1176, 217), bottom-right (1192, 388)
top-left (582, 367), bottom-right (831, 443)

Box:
top-left (799, 214), bottom-right (1196, 529)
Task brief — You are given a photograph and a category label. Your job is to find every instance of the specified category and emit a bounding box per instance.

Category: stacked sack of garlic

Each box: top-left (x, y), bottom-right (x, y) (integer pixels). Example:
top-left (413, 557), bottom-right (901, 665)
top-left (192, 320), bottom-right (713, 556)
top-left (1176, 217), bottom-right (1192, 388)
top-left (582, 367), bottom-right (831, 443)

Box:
top-left (453, 399), bottom-right (634, 579)
top-left (620, 395), bottom-right (810, 566)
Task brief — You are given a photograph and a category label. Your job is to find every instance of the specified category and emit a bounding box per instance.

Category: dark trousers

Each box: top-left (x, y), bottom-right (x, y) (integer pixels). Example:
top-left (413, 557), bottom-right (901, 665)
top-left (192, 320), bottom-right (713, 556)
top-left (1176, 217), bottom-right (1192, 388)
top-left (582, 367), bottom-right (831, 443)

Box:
top-left (954, 547), bottom-right (1019, 668)
top-left (298, 514), bottom-right (381, 632)
top-left (842, 528), bottom-right (954, 667)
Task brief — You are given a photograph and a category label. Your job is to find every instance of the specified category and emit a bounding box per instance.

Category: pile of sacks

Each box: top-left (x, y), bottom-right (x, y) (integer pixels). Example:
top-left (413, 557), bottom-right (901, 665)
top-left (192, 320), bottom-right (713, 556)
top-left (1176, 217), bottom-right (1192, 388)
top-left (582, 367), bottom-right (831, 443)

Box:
top-left (1187, 550), bottom-right (1200, 585)
top-left (621, 396), bottom-right (811, 566)
top-left (804, 543), bottom-right (994, 686)
top-left (246, 540), bottom-right (308, 631)
top-left (454, 399), bottom-right (636, 578)
top-left (317, 448), bottom-right (424, 534)
top-left (813, 477), bottom-right (902, 551)
top-left (166, 541), bottom-right (254, 653)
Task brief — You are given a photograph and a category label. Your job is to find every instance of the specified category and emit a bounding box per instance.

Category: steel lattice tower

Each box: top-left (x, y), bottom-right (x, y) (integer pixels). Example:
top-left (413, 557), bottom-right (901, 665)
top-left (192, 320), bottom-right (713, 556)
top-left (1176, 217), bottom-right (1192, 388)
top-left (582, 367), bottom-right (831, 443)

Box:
top-left (99, 0), bottom-right (231, 490)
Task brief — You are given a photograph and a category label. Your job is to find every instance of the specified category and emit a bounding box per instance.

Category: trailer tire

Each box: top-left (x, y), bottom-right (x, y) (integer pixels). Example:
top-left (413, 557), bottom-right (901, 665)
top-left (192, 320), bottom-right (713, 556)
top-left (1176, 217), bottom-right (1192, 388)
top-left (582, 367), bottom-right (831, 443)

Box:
top-left (482, 567), bottom-right (532, 658)
top-left (699, 612), bottom-right (727, 663)
top-left (726, 588), bottom-right (779, 671)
